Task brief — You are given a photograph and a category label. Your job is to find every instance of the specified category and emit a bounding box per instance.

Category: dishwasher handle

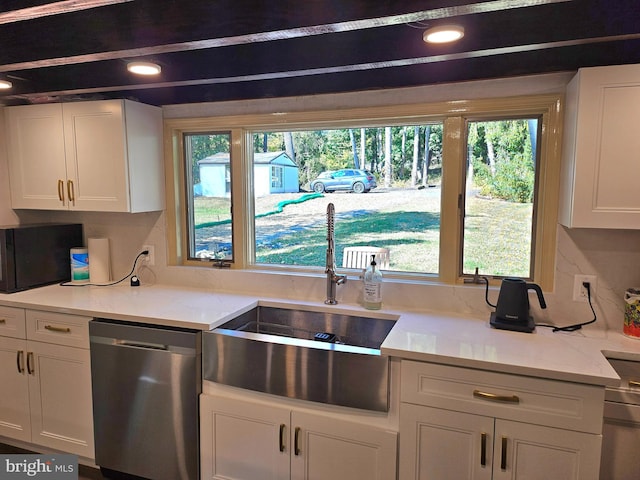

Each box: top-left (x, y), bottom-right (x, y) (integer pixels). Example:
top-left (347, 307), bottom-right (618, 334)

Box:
top-left (116, 340), bottom-right (169, 350)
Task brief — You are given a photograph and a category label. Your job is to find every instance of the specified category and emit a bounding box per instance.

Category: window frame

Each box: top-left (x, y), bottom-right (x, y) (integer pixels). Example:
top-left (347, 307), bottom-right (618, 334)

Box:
top-left (164, 94), bottom-right (562, 289)
top-left (459, 115), bottom-right (544, 281)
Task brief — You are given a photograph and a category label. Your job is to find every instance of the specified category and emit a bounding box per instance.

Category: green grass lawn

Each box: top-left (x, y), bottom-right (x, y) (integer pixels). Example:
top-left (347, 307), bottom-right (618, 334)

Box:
top-left (194, 191), bottom-right (532, 276)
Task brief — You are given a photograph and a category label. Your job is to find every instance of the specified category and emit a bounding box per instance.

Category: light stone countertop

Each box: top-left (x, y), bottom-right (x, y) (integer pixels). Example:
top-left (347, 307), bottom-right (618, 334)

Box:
top-left (1, 283), bottom-right (639, 387)
top-left (0, 283), bottom-right (259, 330)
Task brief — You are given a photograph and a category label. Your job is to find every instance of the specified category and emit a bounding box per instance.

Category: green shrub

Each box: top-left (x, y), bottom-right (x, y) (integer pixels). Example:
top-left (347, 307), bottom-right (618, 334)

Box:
top-left (472, 154), bottom-right (533, 203)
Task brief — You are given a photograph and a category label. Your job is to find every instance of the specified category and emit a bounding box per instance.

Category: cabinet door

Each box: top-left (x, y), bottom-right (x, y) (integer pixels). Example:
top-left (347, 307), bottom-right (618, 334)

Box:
top-left (560, 65), bottom-right (640, 228)
top-left (6, 104), bottom-right (68, 210)
top-left (493, 419), bottom-right (601, 480)
top-left (399, 403), bottom-right (492, 480)
top-left (62, 100), bottom-right (130, 211)
top-left (200, 394), bottom-right (290, 480)
top-left (27, 341), bottom-right (94, 458)
top-left (0, 336), bottom-right (30, 442)
top-left (291, 410), bottom-right (397, 480)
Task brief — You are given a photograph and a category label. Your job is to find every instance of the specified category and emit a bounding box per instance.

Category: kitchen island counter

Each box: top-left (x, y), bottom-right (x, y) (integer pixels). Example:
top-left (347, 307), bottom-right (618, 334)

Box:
top-left (0, 283), bottom-right (638, 387)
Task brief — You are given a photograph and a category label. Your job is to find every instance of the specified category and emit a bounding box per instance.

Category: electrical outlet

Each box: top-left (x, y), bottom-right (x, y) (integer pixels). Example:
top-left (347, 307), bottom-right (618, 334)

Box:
top-left (572, 274), bottom-right (597, 302)
top-left (142, 244), bottom-right (155, 266)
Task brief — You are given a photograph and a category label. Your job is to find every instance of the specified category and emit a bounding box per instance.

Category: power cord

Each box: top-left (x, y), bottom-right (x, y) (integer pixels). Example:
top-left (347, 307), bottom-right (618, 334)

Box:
top-left (537, 281), bottom-right (597, 332)
top-left (60, 250), bottom-right (149, 287)
top-left (482, 275), bottom-right (496, 308)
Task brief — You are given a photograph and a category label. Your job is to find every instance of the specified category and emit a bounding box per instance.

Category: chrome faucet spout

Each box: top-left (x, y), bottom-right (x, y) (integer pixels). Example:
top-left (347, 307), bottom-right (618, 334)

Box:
top-left (325, 203), bottom-right (346, 304)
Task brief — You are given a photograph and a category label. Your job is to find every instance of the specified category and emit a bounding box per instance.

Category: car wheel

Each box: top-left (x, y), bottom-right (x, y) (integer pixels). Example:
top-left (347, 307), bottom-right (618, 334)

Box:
top-left (313, 183), bottom-right (325, 193)
top-left (352, 182), bottom-right (365, 194)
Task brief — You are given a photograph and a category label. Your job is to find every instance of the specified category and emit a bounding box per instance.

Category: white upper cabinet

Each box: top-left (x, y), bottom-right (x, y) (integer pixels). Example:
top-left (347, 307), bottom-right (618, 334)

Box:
top-left (6, 99), bottom-right (164, 212)
top-left (559, 64), bottom-right (640, 228)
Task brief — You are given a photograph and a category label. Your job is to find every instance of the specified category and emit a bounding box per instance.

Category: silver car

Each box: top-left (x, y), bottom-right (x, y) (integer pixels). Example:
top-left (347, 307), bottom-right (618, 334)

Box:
top-left (310, 169), bottom-right (377, 193)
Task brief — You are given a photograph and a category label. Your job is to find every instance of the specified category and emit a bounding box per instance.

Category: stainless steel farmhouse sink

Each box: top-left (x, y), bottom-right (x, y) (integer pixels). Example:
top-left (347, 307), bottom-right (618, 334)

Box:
top-left (202, 305), bottom-right (398, 411)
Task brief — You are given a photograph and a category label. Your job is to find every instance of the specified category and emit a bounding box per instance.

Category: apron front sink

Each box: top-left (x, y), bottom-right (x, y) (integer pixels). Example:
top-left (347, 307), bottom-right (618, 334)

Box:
top-left (202, 305), bottom-right (398, 411)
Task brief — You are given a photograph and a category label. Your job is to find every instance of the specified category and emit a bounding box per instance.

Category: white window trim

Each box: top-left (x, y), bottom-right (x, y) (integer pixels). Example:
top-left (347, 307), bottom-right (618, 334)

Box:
top-left (164, 94), bottom-right (562, 289)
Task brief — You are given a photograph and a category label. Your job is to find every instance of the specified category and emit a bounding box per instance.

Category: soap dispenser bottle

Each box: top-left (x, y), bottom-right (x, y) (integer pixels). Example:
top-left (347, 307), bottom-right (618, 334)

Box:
top-left (363, 254), bottom-right (382, 310)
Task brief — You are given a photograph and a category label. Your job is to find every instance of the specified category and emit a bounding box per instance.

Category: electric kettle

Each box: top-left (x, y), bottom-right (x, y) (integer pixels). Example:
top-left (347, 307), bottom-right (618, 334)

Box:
top-left (490, 278), bottom-right (547, 333)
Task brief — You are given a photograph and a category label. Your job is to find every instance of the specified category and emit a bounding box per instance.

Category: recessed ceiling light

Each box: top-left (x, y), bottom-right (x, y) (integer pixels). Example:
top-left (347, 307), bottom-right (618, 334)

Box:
top-left (0, 79), bottom-right (12, 89)
top-left (423, 25), bottom-right (465, 44)
top-left (127, 61), bottom-right (161, 75)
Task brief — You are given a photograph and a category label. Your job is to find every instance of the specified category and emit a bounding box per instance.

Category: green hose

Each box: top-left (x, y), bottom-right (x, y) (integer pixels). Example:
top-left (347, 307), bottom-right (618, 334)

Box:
top-left (195, 192), bottom-right (323, 229)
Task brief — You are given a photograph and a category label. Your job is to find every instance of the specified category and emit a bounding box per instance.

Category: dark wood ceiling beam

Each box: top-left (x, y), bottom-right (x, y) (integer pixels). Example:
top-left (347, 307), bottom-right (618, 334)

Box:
top-left (0, 0), bottom-right (570, 72)
top-left (0, 0), bottom-right (132, 24)
top-left (6, 32), bottom-right (639, 103)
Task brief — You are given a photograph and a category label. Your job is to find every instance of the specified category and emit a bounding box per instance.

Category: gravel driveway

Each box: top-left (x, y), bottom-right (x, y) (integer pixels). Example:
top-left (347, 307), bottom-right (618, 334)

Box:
top-left (197, 187), bottom-right (440, 256)
top-left (254, 187), bottom-right (439, 238)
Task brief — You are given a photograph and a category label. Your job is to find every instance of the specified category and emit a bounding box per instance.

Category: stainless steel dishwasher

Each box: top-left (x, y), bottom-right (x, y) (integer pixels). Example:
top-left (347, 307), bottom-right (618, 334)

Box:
top-left (89, 319), bottom-right (201, 480)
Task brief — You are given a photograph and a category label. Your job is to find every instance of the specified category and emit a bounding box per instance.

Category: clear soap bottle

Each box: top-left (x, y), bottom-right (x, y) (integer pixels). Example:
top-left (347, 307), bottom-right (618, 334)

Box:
top-left (363, 254), bottom-right (382, 310)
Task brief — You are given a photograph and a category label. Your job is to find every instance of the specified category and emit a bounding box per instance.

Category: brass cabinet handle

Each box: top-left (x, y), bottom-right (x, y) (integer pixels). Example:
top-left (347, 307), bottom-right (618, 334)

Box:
top-left (26, 351), bottom-right (34, 375)
top-left (44, 325), bottom-right (71, 333)
top-left (473, 389), bottom-right (520, 404)
top-left (629, 380), bottom-right (640, 388)
top-left (67, 180), bottom-right (75, 205)
top-left (58, 179), bottom-right (65, 203)
top-left (294, 427), bottom-right (301, 456)
top-left (500, 436), bottom-right (508, 470)
top-left (480, 432), bottom-right (487, 466)
top-left (16, 350), bottom-right (24, 374)
top-left (279, 424), bottom-right (286, 452)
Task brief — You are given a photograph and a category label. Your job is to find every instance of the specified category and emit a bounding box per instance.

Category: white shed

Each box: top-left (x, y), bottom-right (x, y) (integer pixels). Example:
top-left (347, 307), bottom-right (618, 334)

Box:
top-left (197, 151), bottom-right (299, 197)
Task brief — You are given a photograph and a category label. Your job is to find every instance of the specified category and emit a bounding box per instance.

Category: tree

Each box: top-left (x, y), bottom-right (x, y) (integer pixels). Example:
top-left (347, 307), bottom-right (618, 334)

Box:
top-left (349, 129), bottom-right (360, 169)
top-left (360, 128), bottom-right (366, 169)
top-left (400, 126), bottom-right (407, 179)
top-left (423, 125), bottom-right (431, 187)
top-left (284, 132), bottom-right (296, 164)
top-left (188, 133), bottom-right (230, 185)
top-left (468, 119), bottom-right (535, 203)
top-left (384, 127), bottom-right (392, 187)
top-left (411, 126), bottom-right (420, 187)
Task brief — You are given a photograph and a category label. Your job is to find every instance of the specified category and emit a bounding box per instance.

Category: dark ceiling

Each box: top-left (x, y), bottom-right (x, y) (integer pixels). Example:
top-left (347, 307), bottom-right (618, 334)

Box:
top-left (1, 0), bottom-right (640, 107)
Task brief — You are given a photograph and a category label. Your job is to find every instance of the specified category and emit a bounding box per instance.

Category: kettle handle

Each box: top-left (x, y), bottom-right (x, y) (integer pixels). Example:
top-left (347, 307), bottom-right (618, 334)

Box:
top-left (526, 283), bottom-right (547, 309)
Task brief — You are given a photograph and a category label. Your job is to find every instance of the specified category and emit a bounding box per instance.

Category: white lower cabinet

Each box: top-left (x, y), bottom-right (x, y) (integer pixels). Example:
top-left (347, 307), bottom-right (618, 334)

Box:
top-left (0, 335), bottom-right (31, 442)
top-left (399, 360), bottom-right (604, 480)
top-left (0, 307), bottom-right (94, 458)
top-left (400, 404), bottom-right (601, 480)
top-left (200, 393), bottom-right (398, 480)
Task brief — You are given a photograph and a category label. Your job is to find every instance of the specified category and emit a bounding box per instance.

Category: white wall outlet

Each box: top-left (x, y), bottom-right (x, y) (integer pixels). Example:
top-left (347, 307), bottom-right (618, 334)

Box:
top-left (572, 274), bottom-right (597, 302)
top-left (142, 244), bottom-right (155, 266)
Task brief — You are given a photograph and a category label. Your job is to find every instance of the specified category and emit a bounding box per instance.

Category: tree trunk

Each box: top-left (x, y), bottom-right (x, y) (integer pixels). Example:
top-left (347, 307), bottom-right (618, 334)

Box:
top-left (360, 128), bottom-right (366, 169)
top-left (400, 126), bottom-right (407, 178)
top-left (486, 137), bottom-right (496, 177)
top-left (411, 126), bottom-right (420, 187)
top-left (384, 127), bottom-right (392, 187)
top-left (528, 119), bottom-right (538, 165)
top-left (423, 125), bottom-right (431, 187)
top-left (284, 132), bottom-right (295, 163)
top-left (467, 140), bottom-right (474, 189)
top-left (372, 128), bottom-right (382, 173)
top-left (349, 129), bottom-right (360, 169)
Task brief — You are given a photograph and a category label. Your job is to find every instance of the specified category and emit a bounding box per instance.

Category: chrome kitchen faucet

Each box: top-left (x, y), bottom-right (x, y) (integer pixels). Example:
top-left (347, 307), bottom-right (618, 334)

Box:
top-left (325, 203), bottom-right (347, 304)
